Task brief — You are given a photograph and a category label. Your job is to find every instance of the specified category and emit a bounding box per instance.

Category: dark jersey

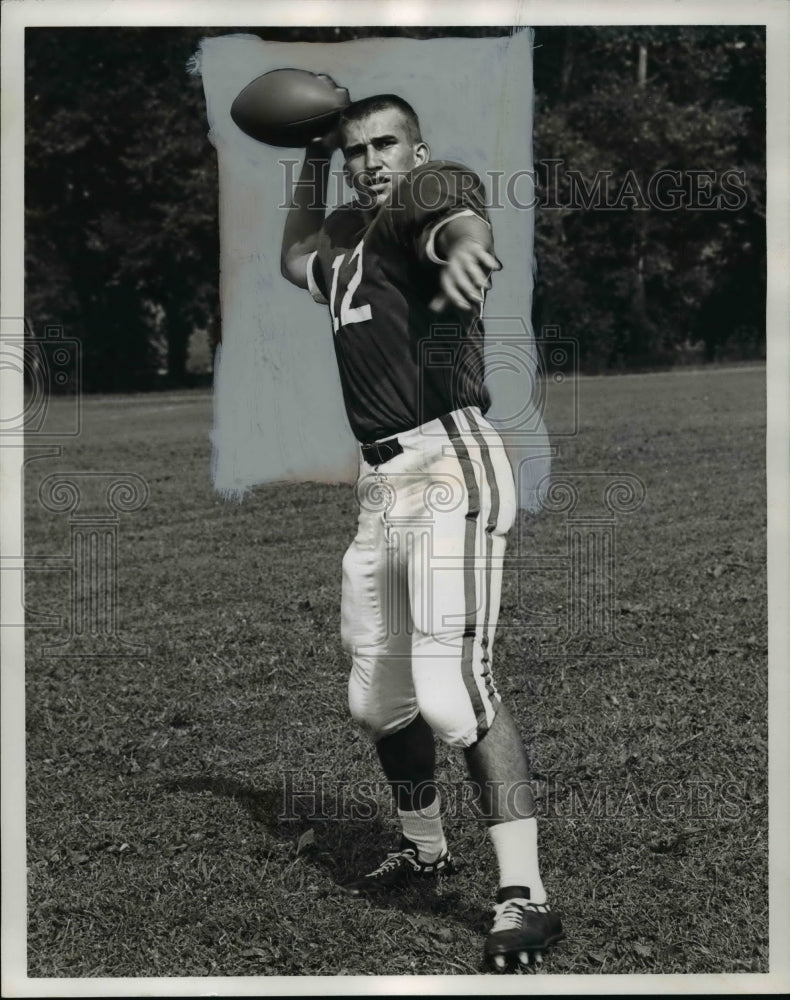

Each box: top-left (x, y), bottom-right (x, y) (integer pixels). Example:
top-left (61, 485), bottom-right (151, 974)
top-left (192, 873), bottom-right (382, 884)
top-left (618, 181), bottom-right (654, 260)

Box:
top-left (307, 160), bottom-right (492, 443)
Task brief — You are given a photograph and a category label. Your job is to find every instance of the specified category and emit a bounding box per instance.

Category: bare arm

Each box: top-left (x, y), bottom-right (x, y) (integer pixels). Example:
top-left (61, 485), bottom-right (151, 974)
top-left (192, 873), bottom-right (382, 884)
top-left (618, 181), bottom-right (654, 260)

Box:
top-left (280, 138), bottom-right (335, 288)
top-left (430, 213), bottom-right (502, 312)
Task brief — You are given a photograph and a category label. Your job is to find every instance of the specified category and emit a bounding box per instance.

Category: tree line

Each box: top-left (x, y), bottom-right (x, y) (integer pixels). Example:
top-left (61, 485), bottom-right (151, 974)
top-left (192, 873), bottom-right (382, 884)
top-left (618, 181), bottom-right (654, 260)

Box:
top-left (24, 25), bottom-right (765, 391)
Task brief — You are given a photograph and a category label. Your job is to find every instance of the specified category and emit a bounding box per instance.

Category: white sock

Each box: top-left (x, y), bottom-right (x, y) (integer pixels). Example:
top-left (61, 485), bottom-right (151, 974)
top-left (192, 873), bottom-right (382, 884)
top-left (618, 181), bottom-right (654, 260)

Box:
top-left (398, 795), bottom-right (447, 863)
top-left (488, 817), bottom-right (547, 904)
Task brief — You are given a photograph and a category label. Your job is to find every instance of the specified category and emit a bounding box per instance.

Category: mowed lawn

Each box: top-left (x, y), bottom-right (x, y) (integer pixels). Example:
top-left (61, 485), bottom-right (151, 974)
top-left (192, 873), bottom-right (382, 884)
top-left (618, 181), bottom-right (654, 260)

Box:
top-left (23, 366), bottom-right (767, 979)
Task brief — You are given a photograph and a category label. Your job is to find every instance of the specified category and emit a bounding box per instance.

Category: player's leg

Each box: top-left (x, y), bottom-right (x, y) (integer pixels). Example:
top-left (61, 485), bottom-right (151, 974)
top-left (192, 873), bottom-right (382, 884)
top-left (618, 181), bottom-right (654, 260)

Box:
top-left (343, 706), bottom-right (452, 895)
top-left (410, 407), bottom-right (562, 968)
top-left (407, 406), bottom-right (512, 754)
top-left (340, 470), bottom-right (450, 894)
top-left (375, 712), bottom-right (447, 858)
top-left (464, 703), bottom-right (563, 969)
top-left (375, 713), bottom-right (435, 812)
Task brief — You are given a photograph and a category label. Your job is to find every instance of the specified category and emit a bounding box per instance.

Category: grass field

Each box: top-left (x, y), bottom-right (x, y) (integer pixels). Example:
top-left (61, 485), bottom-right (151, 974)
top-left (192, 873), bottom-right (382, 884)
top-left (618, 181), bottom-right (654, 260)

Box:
top-left (22, 365), bottom-right (767, 979)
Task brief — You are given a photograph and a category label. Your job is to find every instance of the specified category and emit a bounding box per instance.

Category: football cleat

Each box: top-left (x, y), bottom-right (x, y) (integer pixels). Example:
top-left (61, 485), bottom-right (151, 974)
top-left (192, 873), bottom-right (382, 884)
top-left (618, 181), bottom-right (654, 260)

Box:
top-left (340, 837), bottom-right (453, 897)
top-left (484, 886), bottom-right (564, 971)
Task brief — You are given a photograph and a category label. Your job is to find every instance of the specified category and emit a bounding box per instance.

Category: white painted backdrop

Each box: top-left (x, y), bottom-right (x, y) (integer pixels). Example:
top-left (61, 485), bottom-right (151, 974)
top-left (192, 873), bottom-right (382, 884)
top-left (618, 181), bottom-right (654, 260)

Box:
top-left (199, 30), bottom-right (551, 511)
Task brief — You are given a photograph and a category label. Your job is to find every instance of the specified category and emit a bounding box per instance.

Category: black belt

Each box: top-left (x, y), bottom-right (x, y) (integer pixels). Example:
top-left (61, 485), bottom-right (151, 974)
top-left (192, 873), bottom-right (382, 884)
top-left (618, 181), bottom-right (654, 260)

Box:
top-left (361, 436), bottom-right (403, 466)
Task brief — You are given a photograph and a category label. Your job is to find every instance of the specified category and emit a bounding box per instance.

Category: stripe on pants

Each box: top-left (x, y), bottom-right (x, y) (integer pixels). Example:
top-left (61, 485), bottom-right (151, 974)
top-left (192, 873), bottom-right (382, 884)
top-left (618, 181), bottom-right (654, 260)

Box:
top-left (439, 411), bottom-right (497, 738)
top-left (459, 408), bottom-right (501, 707)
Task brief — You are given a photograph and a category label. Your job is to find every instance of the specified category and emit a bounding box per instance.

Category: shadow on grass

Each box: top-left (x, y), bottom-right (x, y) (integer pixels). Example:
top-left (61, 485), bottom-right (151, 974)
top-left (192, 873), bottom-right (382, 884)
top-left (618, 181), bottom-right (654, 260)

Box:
top-left (162, 774), bottom-right (282, 831)
top-left (162, 773), bottom-right (488, 934)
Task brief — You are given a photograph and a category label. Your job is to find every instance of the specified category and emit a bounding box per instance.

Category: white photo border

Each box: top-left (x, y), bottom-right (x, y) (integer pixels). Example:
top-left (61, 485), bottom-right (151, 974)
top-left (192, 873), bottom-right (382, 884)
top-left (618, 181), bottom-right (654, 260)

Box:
top-left (2, 1), bottom-right (788, 996)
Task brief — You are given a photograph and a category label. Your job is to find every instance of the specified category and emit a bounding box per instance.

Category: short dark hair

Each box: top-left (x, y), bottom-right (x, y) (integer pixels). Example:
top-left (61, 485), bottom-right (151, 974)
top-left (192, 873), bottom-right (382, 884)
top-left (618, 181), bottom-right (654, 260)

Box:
top-left (338, 94), bottom-right (423, 146)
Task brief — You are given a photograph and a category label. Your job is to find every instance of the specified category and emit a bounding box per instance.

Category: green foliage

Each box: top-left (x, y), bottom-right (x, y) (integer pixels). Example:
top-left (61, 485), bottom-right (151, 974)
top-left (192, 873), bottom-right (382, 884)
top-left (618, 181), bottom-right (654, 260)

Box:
top-left (24, 26), bottom-right (766, 387)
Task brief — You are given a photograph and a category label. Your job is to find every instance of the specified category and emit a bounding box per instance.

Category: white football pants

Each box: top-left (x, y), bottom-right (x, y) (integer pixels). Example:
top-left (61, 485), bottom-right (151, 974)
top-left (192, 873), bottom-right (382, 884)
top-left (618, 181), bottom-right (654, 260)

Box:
top-left (342, 406), bottom-right (517, 749)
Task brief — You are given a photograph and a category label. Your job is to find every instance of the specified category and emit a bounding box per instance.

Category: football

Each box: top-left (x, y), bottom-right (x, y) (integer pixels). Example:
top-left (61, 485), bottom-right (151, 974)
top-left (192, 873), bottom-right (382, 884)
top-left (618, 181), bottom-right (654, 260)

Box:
top-left (230, 68), bottom-right (351, 147)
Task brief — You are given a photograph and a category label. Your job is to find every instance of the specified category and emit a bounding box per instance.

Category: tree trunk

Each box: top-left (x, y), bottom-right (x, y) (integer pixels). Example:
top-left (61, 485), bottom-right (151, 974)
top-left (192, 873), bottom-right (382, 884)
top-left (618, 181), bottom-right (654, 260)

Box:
top-left (560, 28), bottom-right (575, 96)
top-left (637, 42), bottom-right (648, 86)
top-left (630, 42), bottom-right (651, 363)
top-left (166, 310), bottom-right (191, 385)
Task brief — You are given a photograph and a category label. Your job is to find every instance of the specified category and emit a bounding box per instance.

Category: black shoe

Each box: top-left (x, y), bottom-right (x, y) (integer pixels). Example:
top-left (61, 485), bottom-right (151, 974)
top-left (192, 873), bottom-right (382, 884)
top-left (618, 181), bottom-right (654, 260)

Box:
top-left (484, 886), bottom-right (564, 970)
top-left (340, 837), bottom-right (453, 897)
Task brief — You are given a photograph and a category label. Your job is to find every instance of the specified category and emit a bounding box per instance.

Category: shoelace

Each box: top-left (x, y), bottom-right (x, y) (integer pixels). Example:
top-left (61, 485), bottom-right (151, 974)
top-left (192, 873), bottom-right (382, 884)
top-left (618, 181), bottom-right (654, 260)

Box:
top-left (491, 899), bottom-right (550, 932)
top-left (367, 850), bottom-right (416, 877)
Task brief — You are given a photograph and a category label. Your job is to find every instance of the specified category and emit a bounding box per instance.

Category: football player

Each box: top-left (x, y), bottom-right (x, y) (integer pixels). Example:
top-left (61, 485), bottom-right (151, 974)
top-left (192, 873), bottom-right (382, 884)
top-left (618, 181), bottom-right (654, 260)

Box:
top-left (280, 92), bottom-right (563, 971)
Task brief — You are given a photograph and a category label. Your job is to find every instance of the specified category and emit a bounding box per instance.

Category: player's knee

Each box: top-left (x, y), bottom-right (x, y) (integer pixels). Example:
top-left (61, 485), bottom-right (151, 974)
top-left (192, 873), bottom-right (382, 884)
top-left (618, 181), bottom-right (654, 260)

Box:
top-left (417, 694), bottom-right (481, 750)
top-left (347, 667), bottom-right (415, 740)
top-left (347, 668), bottom-right (374, 730)
top-left (425, 716), bottom-right (480, 750)
top-left (348, 700), bottom-right (414, 742)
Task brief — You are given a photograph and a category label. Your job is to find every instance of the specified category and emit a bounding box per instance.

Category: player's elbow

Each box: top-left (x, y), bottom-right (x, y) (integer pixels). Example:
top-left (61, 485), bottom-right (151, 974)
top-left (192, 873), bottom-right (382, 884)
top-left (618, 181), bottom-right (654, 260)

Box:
top-left (280, 251), bottom-right (308, 288)
top-left (436, 214), bottom-right (493, 258)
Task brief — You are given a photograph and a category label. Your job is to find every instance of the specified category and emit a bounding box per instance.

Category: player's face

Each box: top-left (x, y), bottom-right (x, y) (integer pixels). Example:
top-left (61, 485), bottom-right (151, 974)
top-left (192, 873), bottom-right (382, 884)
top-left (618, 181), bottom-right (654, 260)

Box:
top-left (341, 108), bottom-right (429, 206)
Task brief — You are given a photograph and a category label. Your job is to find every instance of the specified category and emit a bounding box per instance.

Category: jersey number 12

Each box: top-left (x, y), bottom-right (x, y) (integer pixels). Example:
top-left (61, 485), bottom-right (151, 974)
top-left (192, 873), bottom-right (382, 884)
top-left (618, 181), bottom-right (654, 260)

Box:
top-left (329, 241), bottom-right (372, 333)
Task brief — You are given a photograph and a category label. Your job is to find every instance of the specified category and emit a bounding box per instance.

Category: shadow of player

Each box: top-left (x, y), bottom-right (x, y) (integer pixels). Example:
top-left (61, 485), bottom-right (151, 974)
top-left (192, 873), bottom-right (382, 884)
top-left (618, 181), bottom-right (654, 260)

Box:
top-left (162, 773), bottom-right (488, 936)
